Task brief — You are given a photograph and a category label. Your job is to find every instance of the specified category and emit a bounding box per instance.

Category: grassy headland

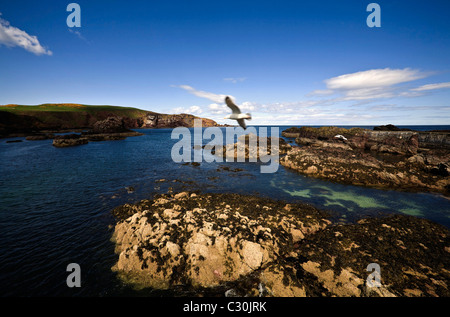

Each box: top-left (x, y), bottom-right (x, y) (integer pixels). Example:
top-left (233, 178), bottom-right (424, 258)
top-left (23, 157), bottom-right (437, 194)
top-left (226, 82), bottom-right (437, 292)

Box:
top-left (0, 103), bottom-right (219, 137)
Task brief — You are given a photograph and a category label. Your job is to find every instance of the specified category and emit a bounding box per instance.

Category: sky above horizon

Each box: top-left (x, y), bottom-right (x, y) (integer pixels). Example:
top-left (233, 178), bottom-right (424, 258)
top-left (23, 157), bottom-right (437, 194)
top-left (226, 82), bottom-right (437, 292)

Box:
top-left (0, 0), bottom-right (449, 125)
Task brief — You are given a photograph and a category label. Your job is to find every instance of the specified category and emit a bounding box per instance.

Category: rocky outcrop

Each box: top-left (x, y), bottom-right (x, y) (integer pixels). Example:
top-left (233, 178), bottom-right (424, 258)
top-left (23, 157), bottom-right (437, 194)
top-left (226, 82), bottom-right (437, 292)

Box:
top-left (280, 126), bottom-right (450, 195)
top-left (52, 134), bottom-right (88, 147)
top-left (373, 124), bottom-right (413, 131)
top-left (218, 134), bottom-right (292, 160)
top-left (282, 126), bottom-right (450, 151)
top-left (81, 117), bottom-right (144, 141)
top-left (91, 116), bottom-right (130, 134)
top-left (111, 192), bottom-right (330, 293)
top-left (143, 113), bottom-right (219, 128)
top-left (281, 145), bottom-right (449, 195)
top-left (110, 192), bottom-right (450, 297)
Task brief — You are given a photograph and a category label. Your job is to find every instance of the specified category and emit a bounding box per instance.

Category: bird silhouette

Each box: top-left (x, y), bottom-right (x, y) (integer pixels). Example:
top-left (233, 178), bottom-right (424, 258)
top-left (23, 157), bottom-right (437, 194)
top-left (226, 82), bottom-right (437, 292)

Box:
top-left (224, 96), bottom-right (251, 129)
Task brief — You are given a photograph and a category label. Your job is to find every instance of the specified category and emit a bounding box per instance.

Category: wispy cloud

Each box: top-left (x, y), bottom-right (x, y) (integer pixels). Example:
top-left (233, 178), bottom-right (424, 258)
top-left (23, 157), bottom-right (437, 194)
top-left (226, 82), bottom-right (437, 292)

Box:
top-left (174, 67), bottom-right (450, 125)
top-left (321, 68), bottom-right (427, 101)
top-left (0, 13), bottom-right (52, 56)
top-left (68, 28), bottom-right (87, 42)
top-left (411, 82), bottom-right (450, 92)
top-left (325, 68), bottom-right (425, 90)
top-left (173, 85), bottom-right (231, 103)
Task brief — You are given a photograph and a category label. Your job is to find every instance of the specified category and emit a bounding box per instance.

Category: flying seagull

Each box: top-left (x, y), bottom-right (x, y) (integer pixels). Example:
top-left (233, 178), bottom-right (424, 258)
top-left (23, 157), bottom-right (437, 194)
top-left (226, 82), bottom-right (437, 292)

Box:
top-left (224, 96), bottom-right (252, 129)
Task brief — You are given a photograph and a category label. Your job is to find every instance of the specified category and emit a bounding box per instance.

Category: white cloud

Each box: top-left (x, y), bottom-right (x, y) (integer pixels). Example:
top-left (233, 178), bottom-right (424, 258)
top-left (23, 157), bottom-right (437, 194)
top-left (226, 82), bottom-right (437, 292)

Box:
top-left (174, 85), bottom-right (231, 103)
top-left (411, 82), bottom-right (450, 91)
top-left (325, 68), bottom-right (425, 90)
top-left (172, 105), bottom-right (203, 115)
top-left (0, 13), bottom-right (52, 56)
top-left (317, 68), bottom-right (429, 101)
top-left (208, 103), bottom-right (227, 115)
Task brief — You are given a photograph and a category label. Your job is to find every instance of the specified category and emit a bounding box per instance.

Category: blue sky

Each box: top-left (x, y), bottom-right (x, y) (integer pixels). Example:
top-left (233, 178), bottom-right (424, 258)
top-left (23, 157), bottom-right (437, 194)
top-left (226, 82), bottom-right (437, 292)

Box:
top-left (0, 0), bottom-right (449, 125)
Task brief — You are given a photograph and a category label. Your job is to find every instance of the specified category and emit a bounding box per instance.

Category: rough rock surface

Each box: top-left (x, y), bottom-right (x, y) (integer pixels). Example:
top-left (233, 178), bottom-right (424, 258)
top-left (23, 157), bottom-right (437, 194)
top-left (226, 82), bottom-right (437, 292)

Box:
top-left (52, 134), bottom-right (88, 147)
top-left (296, 215), bottom-right (450, 297)
top-left (280, 127), bottom-right (450, 195)
top-left (91, 116), bottom-right (130, 134)
top-left (111, 192), bottom-right (330, 293)
top-left (111, 192), bottom-right (450, 297)
top-left (217, 134), bottom-right (292, 161)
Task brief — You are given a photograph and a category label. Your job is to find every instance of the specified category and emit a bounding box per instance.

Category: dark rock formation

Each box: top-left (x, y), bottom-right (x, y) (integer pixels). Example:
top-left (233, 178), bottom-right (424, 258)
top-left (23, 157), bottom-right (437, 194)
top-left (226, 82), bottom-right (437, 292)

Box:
top-left (294, 215), bottom-right (450, 297)
top-left (373, 124), bottom-right (413, 131)
top-left (0, 111), bottom-right (43, 137)
top-left (25, 133), bottom-right (55, 140)
top-left (280, 126), bottom-right (450, 195)
top-left (79, 117), bottom-right (144, 141)
top-left (91, 117), bottom-right (130, 134)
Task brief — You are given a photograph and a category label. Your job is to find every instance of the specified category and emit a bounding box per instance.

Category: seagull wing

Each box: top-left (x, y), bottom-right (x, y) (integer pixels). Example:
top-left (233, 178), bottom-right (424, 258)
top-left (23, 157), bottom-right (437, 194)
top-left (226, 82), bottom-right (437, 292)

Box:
top-left (237, 119), bottom-right (246, 129)
top-left (225, 96), bottom-right (241, 114)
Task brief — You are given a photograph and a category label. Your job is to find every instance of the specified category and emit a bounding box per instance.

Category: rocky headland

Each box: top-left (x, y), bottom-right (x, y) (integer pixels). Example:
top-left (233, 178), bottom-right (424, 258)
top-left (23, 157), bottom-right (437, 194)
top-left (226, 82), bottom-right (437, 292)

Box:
top-left (110, 191), bottom-right (450, 297)
top-left (280, 126), bottom-right (450, 195)
top-left (0, 103), bottom-right (221, 138)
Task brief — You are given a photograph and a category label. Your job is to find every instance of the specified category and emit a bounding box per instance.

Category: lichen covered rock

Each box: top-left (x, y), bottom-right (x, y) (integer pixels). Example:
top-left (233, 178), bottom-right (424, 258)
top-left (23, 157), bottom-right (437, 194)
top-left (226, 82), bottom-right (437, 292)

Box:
top-left (111, 192), bottom-right (450, 297)
top-left (111, 192), bottom-right (329, 291)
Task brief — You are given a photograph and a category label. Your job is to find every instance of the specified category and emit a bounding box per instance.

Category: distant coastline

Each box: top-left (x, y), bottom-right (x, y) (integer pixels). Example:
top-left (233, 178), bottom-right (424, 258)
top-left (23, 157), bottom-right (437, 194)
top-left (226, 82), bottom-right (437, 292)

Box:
top-left (0, 103), bottom-right (222, 138)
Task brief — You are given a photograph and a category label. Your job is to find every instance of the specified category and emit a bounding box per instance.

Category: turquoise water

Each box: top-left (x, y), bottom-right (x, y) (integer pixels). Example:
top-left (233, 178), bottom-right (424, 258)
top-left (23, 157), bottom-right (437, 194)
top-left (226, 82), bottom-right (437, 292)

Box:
top-left (0, 126), bottom-right (449, 296)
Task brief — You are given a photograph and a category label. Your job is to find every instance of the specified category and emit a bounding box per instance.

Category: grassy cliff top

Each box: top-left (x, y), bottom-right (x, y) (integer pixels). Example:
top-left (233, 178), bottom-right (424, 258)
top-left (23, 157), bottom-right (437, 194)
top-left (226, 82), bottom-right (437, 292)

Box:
top-left (0, 103), bottom-right (153, 118)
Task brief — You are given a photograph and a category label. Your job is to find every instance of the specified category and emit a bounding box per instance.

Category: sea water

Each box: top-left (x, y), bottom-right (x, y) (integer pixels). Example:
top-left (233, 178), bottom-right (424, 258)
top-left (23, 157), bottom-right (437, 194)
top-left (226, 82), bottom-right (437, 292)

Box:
top-left (0, 126), bottom-right (449, 296)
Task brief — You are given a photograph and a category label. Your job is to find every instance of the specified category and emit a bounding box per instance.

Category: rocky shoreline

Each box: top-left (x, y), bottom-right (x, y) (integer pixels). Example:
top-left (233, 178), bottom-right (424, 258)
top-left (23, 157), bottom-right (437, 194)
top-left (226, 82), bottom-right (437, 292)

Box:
top-left (110, 191), bottom-right (450, 297)
top-left (280, 126), bottom-right (450, 196)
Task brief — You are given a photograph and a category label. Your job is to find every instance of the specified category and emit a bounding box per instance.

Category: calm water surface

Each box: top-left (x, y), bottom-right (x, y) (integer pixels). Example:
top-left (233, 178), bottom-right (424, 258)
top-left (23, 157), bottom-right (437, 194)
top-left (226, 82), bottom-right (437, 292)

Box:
top-left (0, 126), bottom-right (449, 296)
